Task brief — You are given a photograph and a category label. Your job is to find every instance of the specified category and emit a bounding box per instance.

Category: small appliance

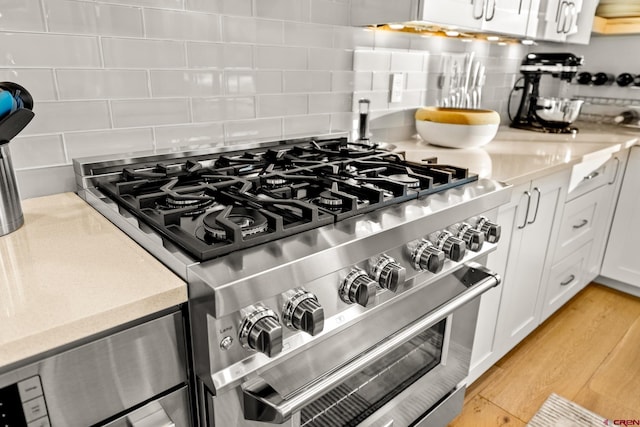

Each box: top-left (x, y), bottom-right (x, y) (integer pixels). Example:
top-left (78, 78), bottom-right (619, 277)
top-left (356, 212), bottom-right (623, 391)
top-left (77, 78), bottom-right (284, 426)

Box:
top-left (509, 52), bottom-right (585, 133)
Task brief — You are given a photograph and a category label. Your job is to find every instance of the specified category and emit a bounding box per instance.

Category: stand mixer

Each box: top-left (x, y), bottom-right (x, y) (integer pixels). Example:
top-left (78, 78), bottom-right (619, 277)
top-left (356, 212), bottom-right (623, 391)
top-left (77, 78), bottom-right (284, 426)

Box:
top-left (509, 52), bottom-right (584, 133)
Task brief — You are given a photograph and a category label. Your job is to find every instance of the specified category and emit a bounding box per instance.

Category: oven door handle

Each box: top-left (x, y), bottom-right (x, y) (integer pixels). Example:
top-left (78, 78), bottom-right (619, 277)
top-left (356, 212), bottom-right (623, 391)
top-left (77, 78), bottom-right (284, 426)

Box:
top-left (242, 262), bottom-right (501, 423)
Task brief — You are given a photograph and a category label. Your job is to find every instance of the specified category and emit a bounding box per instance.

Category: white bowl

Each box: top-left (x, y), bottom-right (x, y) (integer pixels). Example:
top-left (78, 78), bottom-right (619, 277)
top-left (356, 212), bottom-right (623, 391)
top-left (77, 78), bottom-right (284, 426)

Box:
top-left (415, 120), bottom-right (499, 148)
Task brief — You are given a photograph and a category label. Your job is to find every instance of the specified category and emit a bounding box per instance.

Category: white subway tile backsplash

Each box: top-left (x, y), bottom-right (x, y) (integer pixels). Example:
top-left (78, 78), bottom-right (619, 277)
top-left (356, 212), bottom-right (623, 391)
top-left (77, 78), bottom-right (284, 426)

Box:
top-left (16, 165), bottom-right (75, 199)
top-left (333, 27), bottom-right (375, 50)
top-left (223, 17), bottom-right (283, 45)
top-left (352, 91), bottom-right (388, 111)
top-left (258, 94), bottom-right (307, 117)
top-left (254, 0), bottom-right (310, 22)
top-left (102, 38), bottom-right (186, 68)
top-left (255, 46), bottom-right (307, 70)
top-left (284, 71), bottom-right (331, 93)
top-left (309, 92), bottom-right (352, 114)
top-left (331, 71), bottom-right (355, 92)
top-left (186, 0), bottom-right (252, 15)
top-left (283, 114), bottom-right (331, 136)
top-left (192, 96), bottom-right (255, 122)
top-left (150, 70), bottom-right (222, 97)
top-left (187, 42), bottom-right (223, 68)
top-left (310, 0), bottom-right (349, 25)
top-left (224, 118), bottom-right (282, 143)
top-left (309, 48), bottom-right (353, 71)
top-left (154, 123), bottom-right (224, 149)
top-left (11, 135), bottom-right (66, 169)
top-left (391, 52), bottom-right (425, 72)
top-left (0, 33), bottom-right (100, 68)
top-left (255, 71), bottom-right (283, 94)
top-left (354, 50), bottom-right (390, 72)
top-left (330, 112), bottom-right (353, 132)
top-left (0, 69), bottom-right (57, 101)
top-left (284, 22), bottom-right (334, 48)
top-left (25, 101), bottom-right (111, 135)
top-left (406, 72), bottom-right (428, 91)
top-left (44, 0), bottom-right (143, 37)
top-left (0, 0), bottom-right (45, 32)
top-left (224, 44), bottom-right (254, 69)
top-left (353, 71), bottom-right (372, 91)
top-left (56, 69), bottom-right (149, 99)
top-left (94, 0), bottom-right (184, 10)
top-left (372, 72), bottom-right (391, 91)
top-left (144, 8), bottom-right (221, 42)
top-left (111, 99), bottom-right (190, 128)
top-left (224, 71), bottom-right (256, 95)
top-left (65, 128), bottom-right (154, 159)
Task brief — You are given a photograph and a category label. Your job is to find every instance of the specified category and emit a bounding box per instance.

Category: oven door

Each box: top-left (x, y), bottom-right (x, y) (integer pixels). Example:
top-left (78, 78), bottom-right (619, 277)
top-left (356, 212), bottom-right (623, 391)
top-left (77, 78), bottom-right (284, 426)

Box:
top-left (233, 263), bottom-right (499, 427)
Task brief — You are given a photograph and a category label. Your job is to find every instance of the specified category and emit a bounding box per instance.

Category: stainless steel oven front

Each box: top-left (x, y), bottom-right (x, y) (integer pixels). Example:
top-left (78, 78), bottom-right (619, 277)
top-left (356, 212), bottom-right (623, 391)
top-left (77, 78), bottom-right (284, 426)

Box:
top-left (195, 260), bottom-right (499, 427)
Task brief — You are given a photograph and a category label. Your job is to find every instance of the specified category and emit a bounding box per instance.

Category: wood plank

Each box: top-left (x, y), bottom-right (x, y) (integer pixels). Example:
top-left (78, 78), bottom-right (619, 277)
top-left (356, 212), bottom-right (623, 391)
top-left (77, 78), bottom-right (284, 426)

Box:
top-left (592, 15), bottom-right (640, 35)
top-left (574, 386), bottom-right (640, 421)
top-left (479, 285), bottom-right (640, 421)
top-left (464, 366), bottom-right (507, 404)
top-left (581, 316), bottom-right (640, 414)
top-left (449, 395), bottom-right (525, 427)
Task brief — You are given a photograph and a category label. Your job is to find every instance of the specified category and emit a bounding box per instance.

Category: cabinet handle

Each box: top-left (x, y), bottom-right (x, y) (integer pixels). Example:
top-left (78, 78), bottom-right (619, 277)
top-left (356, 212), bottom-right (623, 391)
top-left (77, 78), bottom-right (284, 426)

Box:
top-left (485, 0), bottom-right (496, 21)
top-left (572, 219), bottom-right (588, 229)
top-left (473, 0), bottom-right (485, 19)
top-left (583, 171), bottom-right (600, 181)
top-left (556, 1), bottom-right (566, 33)
top-left (527, 187), bottom-right (541, 225)
top-left (608, 157), bottom-right (621, 185)
top-left (518, 191), bottom-right (532, 229)
top-left (560, 274), bottom-right (576, 286)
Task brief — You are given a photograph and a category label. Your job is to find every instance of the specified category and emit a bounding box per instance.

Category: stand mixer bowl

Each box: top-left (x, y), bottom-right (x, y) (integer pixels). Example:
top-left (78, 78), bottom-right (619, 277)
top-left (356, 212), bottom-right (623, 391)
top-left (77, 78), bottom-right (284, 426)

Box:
top-left (533, 97), bottom-right (584, 129)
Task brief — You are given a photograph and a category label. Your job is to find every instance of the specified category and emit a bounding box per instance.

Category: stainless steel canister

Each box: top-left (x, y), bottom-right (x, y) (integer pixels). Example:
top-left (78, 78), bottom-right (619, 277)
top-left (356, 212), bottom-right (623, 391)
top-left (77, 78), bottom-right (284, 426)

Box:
top-left (0, 143), bottom-right (23, 236)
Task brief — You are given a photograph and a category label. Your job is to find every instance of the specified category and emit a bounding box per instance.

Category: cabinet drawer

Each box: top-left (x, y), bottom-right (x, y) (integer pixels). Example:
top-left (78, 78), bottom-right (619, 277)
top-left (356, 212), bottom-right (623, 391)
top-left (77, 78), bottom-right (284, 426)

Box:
top-left (567, 156), bottom-right (612, 202)
top-left (542, 241), bottom-right (591, 320)
top-left (555, 190), bottom-right (599, 261)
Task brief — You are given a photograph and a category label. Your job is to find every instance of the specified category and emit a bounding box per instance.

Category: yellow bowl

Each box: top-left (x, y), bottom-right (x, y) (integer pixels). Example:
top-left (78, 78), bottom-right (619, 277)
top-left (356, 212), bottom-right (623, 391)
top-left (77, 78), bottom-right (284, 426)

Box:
top-left (415, 107), bottom-right (500, 148)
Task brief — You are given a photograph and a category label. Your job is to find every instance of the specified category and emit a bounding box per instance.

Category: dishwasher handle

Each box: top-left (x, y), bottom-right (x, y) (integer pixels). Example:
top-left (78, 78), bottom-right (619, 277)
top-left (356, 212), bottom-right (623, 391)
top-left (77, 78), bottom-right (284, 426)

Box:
top-left (242, 263), bottom-right (501, 423)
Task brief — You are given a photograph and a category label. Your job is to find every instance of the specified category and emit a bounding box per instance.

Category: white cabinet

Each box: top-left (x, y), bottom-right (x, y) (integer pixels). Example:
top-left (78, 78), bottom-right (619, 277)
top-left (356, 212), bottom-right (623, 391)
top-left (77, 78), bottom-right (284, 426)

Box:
top-left (469, 169), bottom-right (569, 383)
top-left (601, 147), bottom-right (640, 290)
top-left (351, 0), bottom-right (538, 38)
top-left (530, 0), bottom-right (598, 44)
top-left (539, 150), bottom-right (628, 322)
top-left (492, 170), bottom-right (568, 355)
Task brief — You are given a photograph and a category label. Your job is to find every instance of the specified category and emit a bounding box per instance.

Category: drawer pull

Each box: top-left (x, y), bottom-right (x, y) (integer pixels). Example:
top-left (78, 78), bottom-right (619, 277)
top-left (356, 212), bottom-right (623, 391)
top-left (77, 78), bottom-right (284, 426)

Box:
top-left (560, 274), bottom-right (576, 286)
top-left (583, 171), bottom-right (600, 181)
top-left (573, 219), bottom-right (588, 229)
top-left (608, 157), bottom-right (621, 185)
top-left (527, 187), bottom-right (541, 225)
top-left (518, 191), bottom-right (532, 229)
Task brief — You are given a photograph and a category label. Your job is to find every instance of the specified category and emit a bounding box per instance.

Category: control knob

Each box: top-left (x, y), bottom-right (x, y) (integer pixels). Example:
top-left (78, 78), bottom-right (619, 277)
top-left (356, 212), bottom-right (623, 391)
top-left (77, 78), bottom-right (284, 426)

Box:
top-left (238, 305), bottom-right (283, 357)
top-left (472, 216), bottom-right (501, 243)
top-left (282, 289), bottom-right (324, 336)
top-left (409, 239), bottom-right (445, 273)
top-left (427, 230), bottom-right (466, 262)
top-left (370, 254), bottom-right (406, 292)
top-left (340, 267), bottom-right (377, 307)
top-left (448, 222), bottom-right (485, 252)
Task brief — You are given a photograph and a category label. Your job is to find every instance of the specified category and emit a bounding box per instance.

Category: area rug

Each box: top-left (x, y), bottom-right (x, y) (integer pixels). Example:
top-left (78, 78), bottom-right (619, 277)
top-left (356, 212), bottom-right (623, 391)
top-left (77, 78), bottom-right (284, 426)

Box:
top-left (527, 393), bottom-right (607, 427)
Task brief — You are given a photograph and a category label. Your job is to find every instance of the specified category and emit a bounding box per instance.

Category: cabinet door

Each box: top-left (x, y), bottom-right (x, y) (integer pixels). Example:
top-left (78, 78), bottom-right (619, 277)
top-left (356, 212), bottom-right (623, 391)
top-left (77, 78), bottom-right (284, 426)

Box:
top-left (482, 0), bottom-right (535, 37)
top-left (420, 0), bottom-right (484, 30)
top-left (494, 170), bottom-right (568, 356)
top-left (601, 147), bottom-right (640, 287)
top-left (587, 151), bottom-right (628, 280)
top-left (468, 204), bottom-right (517, 383)
top-left (565, 0), bottom-right (598, 44)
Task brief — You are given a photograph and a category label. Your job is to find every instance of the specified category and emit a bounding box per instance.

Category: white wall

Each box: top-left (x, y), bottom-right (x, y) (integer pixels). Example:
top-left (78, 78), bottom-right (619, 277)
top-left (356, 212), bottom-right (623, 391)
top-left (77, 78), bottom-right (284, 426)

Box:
top-left (0, 0), bottom-right (527, 199)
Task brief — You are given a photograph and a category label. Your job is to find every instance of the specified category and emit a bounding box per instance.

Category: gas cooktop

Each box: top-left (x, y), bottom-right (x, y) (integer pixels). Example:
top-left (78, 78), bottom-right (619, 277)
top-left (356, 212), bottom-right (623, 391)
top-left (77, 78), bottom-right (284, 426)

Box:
top-left (92, 137), bottom-right (477, 261)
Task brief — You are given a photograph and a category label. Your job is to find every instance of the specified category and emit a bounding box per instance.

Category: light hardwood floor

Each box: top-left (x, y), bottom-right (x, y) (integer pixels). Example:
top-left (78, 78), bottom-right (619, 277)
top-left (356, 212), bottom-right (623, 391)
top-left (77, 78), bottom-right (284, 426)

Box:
top-left (449, 283), bottom-right (640, 426)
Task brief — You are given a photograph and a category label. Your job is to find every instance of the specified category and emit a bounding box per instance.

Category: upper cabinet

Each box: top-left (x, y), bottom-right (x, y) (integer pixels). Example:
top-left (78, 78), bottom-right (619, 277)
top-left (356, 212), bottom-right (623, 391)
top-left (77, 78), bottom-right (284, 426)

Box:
top-left (421, 0), bottom-right (537, 37)
top-left (350, 0), bottom-right (539, 38)
top-left (528, 0), bottom-right (599, 43)
top-left (350, 0), bottom-right (600, 44)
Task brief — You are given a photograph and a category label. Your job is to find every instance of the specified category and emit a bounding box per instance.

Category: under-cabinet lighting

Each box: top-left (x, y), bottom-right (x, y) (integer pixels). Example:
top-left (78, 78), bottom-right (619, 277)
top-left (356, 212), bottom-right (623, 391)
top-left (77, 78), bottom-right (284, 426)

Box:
top-left (487, 36), bottom-right (500, 41)
top-left (445, 30), bottom-right (460, 37)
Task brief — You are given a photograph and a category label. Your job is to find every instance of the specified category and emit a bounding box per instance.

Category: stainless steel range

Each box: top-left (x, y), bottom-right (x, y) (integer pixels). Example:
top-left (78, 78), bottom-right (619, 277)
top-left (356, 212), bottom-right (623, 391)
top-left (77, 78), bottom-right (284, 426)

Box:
top-left (74, 135), bottom-right (511, 427)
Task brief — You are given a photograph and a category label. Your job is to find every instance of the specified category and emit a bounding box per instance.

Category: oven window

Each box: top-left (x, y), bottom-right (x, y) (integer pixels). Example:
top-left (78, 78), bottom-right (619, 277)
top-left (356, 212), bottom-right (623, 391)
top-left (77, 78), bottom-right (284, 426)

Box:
top-left (300, 319), bottom-right (446, 427)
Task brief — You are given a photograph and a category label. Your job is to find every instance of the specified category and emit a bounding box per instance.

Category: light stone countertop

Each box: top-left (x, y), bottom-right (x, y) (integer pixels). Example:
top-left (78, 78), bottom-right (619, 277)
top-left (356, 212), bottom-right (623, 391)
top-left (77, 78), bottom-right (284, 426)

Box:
top-left (391, 125), bottom-right (639, 185)
top-left (0, 192), bottom-right (187, 371)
